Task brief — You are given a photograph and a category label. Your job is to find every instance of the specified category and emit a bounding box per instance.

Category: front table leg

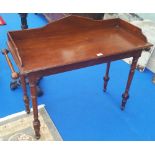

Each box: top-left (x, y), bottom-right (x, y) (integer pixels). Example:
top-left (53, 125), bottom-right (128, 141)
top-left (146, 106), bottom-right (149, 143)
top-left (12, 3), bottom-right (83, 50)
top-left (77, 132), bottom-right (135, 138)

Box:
top-left (121, 56), bottom-right (139, 110)
top-left (29, 77), bottom-right (40, 139)
top-left (20, 75), bottom-right (30, 114)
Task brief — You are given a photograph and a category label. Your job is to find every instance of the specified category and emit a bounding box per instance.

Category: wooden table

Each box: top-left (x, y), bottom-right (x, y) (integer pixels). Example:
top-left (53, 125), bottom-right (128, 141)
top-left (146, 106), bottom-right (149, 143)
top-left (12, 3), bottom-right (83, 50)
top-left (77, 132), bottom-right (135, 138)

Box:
top-left (3, 16), bottom-right (152, 139)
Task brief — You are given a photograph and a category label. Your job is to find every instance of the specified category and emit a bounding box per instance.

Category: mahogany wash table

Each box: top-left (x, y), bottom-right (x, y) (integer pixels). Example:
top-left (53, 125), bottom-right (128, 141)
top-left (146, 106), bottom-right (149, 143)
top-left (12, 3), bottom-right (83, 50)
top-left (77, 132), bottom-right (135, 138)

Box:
top-left (2, 16), bottom-right (152, 139)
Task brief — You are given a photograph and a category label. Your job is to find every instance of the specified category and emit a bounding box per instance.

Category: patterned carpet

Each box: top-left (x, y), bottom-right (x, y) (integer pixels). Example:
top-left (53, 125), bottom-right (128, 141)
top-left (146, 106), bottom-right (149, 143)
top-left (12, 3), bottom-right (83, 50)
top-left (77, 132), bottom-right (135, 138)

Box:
top-left (0, 105), bottom-right (62, 141)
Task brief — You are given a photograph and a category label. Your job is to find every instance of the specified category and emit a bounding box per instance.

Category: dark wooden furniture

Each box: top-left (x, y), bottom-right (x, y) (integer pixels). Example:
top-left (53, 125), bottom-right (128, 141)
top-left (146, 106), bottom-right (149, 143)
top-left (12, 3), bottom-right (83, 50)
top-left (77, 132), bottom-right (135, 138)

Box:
top-left (4, 13), bottom-right (43, 96)
top-left (41, 13), bottom-right (104, 22)
top-left (23, 13), bottom-right (143, 26)
top-left (3, 16), bottom-right (152, 139)
top-left (19, 13), bottom-right (104, 29)
top-left (5, 14), bottom-right (28, 91)
top-left (19, 13), bottom-right (28, 29)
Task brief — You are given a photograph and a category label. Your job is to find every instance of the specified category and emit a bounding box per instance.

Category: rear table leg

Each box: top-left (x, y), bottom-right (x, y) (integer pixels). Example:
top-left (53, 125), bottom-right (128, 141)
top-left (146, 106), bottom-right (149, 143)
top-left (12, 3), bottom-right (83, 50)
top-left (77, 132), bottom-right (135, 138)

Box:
top-left (103, 62), bottom-right (111, 92)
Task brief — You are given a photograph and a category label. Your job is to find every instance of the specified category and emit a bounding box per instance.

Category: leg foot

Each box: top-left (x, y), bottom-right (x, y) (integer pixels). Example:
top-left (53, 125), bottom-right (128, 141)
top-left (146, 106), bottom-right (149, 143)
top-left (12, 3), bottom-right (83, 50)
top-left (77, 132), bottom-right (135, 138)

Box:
top-left (103, 76), bottom-right (110, 92)
top-left (121, 93), bottom-right (129, 110)
top-left (33, 119), bottom-right (40, 139)
top-left (120, 105), bottom-right (125, 111)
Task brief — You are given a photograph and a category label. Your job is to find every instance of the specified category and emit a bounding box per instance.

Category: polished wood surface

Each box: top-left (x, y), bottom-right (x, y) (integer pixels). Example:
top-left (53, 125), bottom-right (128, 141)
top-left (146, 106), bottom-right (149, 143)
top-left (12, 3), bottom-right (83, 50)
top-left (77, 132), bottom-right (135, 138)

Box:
top-left (8, 16), bottom-right (150, 75)
top-left (5, 16), bottom-right (152, 139)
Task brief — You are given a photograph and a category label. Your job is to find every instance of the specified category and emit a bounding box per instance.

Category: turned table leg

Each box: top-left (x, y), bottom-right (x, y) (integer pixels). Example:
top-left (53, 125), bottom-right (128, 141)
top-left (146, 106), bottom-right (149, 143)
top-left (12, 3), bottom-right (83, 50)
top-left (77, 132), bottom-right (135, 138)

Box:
top-left (121, 56), bottom-right (139, 110)
top-left (20, 75), bottom-right (30, 114)
top-left (18, 13), bottom-right (28, 29)
top-left (103, 62), bottom-right (111, 92)
top-left (29, 78), bottom-right (40, 139)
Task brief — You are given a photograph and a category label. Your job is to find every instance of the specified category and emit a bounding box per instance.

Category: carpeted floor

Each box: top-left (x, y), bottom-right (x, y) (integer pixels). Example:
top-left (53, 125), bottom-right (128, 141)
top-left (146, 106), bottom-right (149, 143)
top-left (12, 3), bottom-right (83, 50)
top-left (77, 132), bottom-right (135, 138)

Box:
top-left (0, 13), bottom-right (155, 141)
top-left (0, 105), bottom-right (62, 141)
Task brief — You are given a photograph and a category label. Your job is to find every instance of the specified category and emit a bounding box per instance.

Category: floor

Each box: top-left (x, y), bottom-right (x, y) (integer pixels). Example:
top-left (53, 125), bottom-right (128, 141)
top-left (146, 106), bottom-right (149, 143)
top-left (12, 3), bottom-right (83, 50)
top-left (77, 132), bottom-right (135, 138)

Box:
top-left (0, 13), bottom-right (155, 140)
top-left (0, 106), bottom-right (62, 141)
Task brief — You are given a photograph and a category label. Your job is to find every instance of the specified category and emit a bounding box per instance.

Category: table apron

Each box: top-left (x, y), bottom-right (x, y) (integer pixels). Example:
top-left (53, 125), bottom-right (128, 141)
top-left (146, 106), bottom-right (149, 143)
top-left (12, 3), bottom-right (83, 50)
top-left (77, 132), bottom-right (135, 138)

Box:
top-left (26, 50), bottom-right (142, 80)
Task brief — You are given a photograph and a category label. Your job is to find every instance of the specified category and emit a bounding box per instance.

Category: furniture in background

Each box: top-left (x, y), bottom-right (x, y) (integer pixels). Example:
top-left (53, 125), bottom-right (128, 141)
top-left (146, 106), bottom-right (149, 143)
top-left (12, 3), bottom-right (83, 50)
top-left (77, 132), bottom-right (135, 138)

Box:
top-left (19, 13), bottom-right (28, 29)
top-left (2, 16), bottom-right (151, 139)
top-left (40, 13), bottom-right (105, 22)
top-left (2, 13), bottom-right (27, 92)
top-left (4, 13), bottom-right (43, 96)
top-left (5, 13), bottom-right (28, 90)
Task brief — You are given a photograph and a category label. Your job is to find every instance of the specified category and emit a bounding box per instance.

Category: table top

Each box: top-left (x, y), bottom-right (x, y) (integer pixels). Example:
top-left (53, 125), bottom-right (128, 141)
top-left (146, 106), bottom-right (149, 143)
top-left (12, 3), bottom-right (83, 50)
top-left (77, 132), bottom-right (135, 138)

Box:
top-left (7, 16), bottom-right (152, 74)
